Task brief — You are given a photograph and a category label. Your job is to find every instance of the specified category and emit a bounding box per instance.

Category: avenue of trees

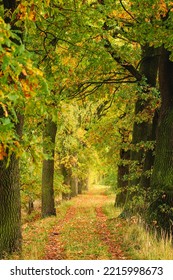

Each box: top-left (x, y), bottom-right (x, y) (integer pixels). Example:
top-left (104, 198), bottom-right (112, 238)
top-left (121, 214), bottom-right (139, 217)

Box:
top-left (1, 0), bottom-right (173, 257)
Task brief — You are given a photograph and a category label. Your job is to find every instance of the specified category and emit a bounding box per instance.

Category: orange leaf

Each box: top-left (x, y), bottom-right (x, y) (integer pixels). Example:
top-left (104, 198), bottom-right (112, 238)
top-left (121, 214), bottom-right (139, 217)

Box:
top-left (0, 144), bottom-right (7, 160)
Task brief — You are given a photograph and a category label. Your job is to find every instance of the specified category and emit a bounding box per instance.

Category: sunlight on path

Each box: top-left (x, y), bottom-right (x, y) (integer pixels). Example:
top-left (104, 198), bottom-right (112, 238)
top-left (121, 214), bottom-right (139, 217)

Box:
top-left (44, 185), bottom-right (126, 260)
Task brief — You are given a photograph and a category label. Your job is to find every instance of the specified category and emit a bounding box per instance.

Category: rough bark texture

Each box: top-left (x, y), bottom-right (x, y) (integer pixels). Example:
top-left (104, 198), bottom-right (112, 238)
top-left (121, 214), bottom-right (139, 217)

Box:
top-left (0, 154), bottom-right (22, 258)
top-left (0, 115), bottom-right (23, 257)
top-left (139, 110), bottom-right (159, 189)
top-left (118, 46), bottom-right (159, 217)
top-left (130, 46), bottom-right (159, 186)
top-left (152, 48), bottom-right (173, 189)
top-left (42, 120), bottom-right (57, 218)
top-left (149, 47), bottom-right (173, 232)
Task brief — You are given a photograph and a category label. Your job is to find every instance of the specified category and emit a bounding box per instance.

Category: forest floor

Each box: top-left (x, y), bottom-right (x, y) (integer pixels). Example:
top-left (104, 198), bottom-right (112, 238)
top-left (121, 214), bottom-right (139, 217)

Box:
top-left (42, 185), bottom-right (127, 260)
top-left (20, 185), bottom-right (173, 260)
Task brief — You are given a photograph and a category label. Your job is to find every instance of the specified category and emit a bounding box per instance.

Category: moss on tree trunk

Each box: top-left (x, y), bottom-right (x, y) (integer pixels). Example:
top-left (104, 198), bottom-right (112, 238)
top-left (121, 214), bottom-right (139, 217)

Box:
top-left (139, 111), bottom-right (158, 189)
top-left (130, 46), bottom-right (159, 186)
top-left (116, 149), bottom-right (130, 207)
top-left (149, 47), bottom-right (173, 233)
top-left (0, 154), bottom-right (22, 258)
top-left (0, 114), bottom-right (23, 258)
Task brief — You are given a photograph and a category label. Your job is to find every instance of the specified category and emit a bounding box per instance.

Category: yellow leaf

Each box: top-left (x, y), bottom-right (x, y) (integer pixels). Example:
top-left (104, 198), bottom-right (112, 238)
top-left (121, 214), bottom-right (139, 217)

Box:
top-left (0, 144), bottom-right (7, 160)
top-left (28, 11), bottom-right (36, 21)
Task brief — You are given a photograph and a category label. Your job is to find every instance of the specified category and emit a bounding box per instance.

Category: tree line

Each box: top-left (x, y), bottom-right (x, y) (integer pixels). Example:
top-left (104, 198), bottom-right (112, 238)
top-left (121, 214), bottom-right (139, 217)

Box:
top-left (1, 0), bottom-right (173, 258)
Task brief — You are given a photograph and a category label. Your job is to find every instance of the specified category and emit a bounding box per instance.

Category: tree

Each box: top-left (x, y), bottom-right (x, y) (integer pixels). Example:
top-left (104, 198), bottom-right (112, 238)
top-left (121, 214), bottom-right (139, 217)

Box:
top-left (0, 0), bottom-right (48, 256)
top-left (0, 0), bottom-right (23, 258)
top-left (149, 47), bottom-right (173, 233)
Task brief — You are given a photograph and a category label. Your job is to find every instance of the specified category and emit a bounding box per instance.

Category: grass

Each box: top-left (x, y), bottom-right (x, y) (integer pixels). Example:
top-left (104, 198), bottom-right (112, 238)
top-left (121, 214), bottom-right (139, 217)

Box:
top-left (6, 185), bottom-right (173, 260)
top-left (7, 200), bottom-right (73, 260)
top-left (59, 191), bottom-right (112, 259)
top-left (103, 202), bottom-right (173, 260)
top-left (61, 211), bottom-right (110, 260)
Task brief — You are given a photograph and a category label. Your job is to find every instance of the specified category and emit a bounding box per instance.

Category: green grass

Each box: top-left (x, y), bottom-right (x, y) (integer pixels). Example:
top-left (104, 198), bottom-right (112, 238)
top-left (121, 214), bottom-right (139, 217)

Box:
top-left (8, 186), bottom-right (173, 260)
top-left (59, 196), bottom-right (111, 259)
top-left (7, 200), bottom-right (73, 260)
top-left (103, 203), bottom-right (173, 260)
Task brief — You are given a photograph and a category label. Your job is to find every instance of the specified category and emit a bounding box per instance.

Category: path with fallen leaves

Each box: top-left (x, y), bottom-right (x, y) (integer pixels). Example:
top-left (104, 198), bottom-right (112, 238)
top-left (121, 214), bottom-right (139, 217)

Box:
top-left (44, 186), bottom-right (126, 260)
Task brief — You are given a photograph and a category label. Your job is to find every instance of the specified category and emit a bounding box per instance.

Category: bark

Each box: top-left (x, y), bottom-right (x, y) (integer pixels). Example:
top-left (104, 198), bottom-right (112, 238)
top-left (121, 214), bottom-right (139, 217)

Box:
top-left (78, 180), bottom-right (83, 194)
top-left (139, 110), bottom-right (159, 189)
top-left (83, 176), bottom-right (89, 191)
top-left (77, 177), bottom-right (89, 193)
top-left (117, 46), bottom-right (159, 216)
top-left (130, 46), bottom-right (159, 186)
top-left (152, 47), bottom-right (173, 188)
top-left (61, 165), bottom-right (79, 199)
top-left (0, 115), bottom-right (23, 257)
top-left (115, 149), bottom-right (130, 207)
top-left (0, 154), bottom-right (22, 258)
top-left (61, 165), bottom-right (71, 200)
top-left (41, 120), bottom-right (57, 218)
top-left (27, 198), bottom-right (34, 215)
top-left (70, 176), bottom-right (78, 197)
top-left (149, 47), bottom-right (173, 233)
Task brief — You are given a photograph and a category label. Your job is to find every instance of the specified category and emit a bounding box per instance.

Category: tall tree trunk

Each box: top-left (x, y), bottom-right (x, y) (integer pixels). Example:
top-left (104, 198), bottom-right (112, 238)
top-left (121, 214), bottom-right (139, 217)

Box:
top-left (0, 114), bottom-right (23, 257)
top-left (149, 47), bottom-right (173, 233)
top-left (0, 0), bottom-right (23, 258)
top-left (78, 179), bottom-right (83, 194)
top-left (117, 46), bottom-right (159, 214)
top-left (42, 120), bottom-right (57, 218)
top-left (70, 176), bottom-right (78, 197)
top-left (116, 149), bottom-right (130, 207)
top-left (139, 110), bottom-right (159, 189)
top-left (61, 165), bottom-right (71, 200)
top-left (130, 46), bottom-right (159, 186)
top-left (0, 154), bottom-right (22, 258)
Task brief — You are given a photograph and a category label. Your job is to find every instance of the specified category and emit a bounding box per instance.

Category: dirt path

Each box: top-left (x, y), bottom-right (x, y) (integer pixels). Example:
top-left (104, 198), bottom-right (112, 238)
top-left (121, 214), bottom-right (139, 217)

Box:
top-left (44, 186), bottom-right (126, 260)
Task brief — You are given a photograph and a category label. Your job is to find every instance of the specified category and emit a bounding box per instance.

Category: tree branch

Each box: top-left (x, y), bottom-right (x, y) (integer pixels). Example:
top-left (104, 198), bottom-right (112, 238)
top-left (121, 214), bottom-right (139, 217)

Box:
top-left (104, 39), bottom-right (142, 81)
top-left (119, 0), bottom-right (138, 23)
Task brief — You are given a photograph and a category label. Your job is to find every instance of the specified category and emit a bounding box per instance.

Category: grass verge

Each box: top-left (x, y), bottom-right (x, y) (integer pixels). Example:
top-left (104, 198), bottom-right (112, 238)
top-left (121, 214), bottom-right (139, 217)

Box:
top-left (7, 200), bottom-right (73, 260)
top-left (103, 202), bottom-right (173, 260)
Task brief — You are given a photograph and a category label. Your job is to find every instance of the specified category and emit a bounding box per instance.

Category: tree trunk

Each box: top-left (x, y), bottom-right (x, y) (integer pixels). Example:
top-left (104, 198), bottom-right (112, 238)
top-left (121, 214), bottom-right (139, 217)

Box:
top-left (118, 46), bottom-right (159, 217)
top-left (0, 154), bottom-right (22, 258)
top-left (149, 47), bottom-right (173, 233)
top-left (27, 198), bottom-right (34, 215)
top-left (78, 179), bottom-right (83, 194)
top-left (70, 176), bottom-right (78, 197)
top-left (42, 120), bottom-right (57, 218)
top-left (61, 165), bottom-right (71, 200)
top-left (130, 46), bottom-right (159, 186)
top-left (0, 115), bottom-right (23, 257)
top-left (77, 177), bottom-right (89, 194)
top-left (116, 149), bottom-right (130, 207)
top-left (139, 110), bottom-right (159, 189)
